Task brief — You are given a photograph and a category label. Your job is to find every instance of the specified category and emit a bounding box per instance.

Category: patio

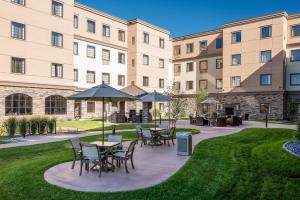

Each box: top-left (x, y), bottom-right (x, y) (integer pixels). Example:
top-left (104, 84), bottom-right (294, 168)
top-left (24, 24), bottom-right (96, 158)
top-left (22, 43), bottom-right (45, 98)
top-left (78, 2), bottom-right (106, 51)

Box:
top-left (43, 120), bottom-right (295, 192)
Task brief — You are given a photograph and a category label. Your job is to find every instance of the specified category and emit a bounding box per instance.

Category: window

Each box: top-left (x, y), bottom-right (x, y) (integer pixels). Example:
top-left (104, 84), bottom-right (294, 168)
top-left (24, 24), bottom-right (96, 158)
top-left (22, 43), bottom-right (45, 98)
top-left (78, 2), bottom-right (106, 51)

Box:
top-left (51, 63), bottom-right (63, 78)
top-left (87, 102), bottom-right (95, 113)
top-left (231, 76), bottom-right (241, 87)
top-left (11, 0), bottom-right (25, 6)
top-left (73, 42), bottom-right (78, 55)
top-left (118, 75), bottom-right (125, 86)
top-left (102, 73), bottom-right (110, 84)
top-left (216, 103), bottom-right (223, 110)
top-left (118, 52), bottom-right (125, 64)
top-left (131, 59), bottom-right (135, 67)
top-left (143, 55), bottom-right (149, 65)
top-left (52, 1), bottom-right (63, 17)
top-left (87, 71), bottom-right (95, 83)
top-left (261, 26), bottom-right (272, 38)
top-left (186, 62), bottom-right (194, 72)
top-left (186, 43), bottom-right (194, 53)
top-left (199, 60), bottom-right (208, 73)
top-left (132, 37), bottom-right (135, 45)
top-left (186, 81), bottom-right (193, 90)
top-left (159, 79), bottom-right (164, 88)
top-left (143, 76), bottom-right (149, 87)
top-left (159, 103), bottom-right (164, 112)
top-left (216, 58), bottom-right (223, 69)
top-left (102, 24), bottom-right (110, 37)
top-left (174, 64), bottom-right (181, 74)
top-left (159, 38), bottom-right (165, 48)
top-left (234, 103), bottom-right (240, 110)
top-left (5, 93), bottom-right (32, 115)
top-left (261, 50), bottom-right (272, 62)
top-left (260, 74), bottom-right (272, 85)
top-left (11, 22), bottom-right (25, 40)
top-left (11, 57), bottom-right (25, 74)
top-left (87, 45), bottom-right (95, 58)
top-left (174, 46), bottom-right (181, 55)
top-left (216, 38), bottom-right (223, 49)
top-left (199, 80), bottom-right (207, 89)
top-left (231, 31), bottom-right (241, 43)
top-left (87, 20), bottom-right (95, 33)
top-left (290, 73), bottom-right (300, 86)
top-left (200, 40), bottom-right (207, 51)
top-left (45, 95), bottom-right (67, 115)
top-left (74, 15), bottom-right (78, 29)
top-left (118, 30), bottom-right (125, 41)
top-left (102, 49), bottom-right (110, 61)
top-left (232, 54), bottom-right (241, 65)
top-left (51, 32), bottom-right (63, 47)
top-left (216, 79), bottom-right (223, 89)
top-left (74, 69), bottom-right (78, 81)
top-left (174, 82), bottom-right (181, 90)
top-left (291, 25), bottom-right (300, 37)
top-left (143, 32), bottom-right (149, 44)
top-left (291, 49), bottom-right (300, 62)
top-left (260, 103), bottom-right (270, 114)
top-left (159, 59), bottom-right (164, 68)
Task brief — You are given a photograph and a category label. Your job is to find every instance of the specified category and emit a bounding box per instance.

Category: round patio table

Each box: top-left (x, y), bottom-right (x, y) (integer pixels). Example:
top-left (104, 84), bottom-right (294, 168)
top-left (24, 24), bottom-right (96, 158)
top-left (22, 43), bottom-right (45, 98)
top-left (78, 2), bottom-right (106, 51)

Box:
top-left (149, 128), bottom-right (165, 146)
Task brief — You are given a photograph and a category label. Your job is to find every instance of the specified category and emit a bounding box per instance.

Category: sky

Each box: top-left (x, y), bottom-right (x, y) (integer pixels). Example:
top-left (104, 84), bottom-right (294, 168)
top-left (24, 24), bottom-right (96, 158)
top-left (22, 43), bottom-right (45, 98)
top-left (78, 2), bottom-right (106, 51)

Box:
top-left (76, 0), bottom-right (300, 37)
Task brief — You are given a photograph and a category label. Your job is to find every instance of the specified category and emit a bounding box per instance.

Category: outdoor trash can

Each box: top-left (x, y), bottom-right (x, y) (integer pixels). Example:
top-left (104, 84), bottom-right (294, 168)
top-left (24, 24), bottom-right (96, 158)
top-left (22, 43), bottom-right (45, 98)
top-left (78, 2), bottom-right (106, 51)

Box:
top-left (176, 132), bottom-right (192, 156)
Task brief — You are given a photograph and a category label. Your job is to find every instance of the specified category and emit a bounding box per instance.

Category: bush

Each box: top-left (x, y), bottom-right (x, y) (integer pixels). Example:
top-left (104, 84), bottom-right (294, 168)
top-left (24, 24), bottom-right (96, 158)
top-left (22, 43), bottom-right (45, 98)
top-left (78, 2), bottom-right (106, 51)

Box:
top-left (18, 118), bottom-right (28, 137)
top-left (5, 117), bottom-right (17, 137)
top-left (47, 118), bottom-right (56, 133)
top-left (38, 117), bottom-right (48, 134)
top-left (29, 117), bottom-right (39, 135)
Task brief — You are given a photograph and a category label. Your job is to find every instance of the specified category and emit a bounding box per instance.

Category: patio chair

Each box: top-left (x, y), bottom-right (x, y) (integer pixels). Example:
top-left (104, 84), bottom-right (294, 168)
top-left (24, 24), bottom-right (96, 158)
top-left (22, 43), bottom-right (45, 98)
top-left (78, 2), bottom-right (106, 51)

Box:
top-left (160, 127), bottom-right (176, 146)
top-left (140, 128), bottom-right (154, 147)
top-left (108, 135), bottom-right (123, 149)
top-left (112, 140), bottom-right (137, 173)
top-left (80, 144), bottom-right (106, 177)
top-left (135, 124), bottom-right (142, 143)
top-left (70, 138), bottom-right (81, 169)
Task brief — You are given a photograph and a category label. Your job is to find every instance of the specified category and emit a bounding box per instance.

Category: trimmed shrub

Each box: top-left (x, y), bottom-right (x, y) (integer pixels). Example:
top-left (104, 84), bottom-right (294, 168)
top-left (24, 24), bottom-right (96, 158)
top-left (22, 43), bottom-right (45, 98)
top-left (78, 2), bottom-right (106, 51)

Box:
top-left (5, 117), bottom-right (17, 137)
top-left (29, 117), bottom-right (39, 135)
top-left (18, 118), bottom-right (28, 137)
top-left (47, 118), bottom-right (56, 133)
top-left (39, 117), bottom-right (48, 134)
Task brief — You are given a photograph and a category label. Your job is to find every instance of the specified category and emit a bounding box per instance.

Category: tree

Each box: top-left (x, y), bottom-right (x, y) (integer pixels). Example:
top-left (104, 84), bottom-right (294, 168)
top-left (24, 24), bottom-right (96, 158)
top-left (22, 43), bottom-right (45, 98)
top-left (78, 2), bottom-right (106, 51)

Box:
top-left (194, 89), bottom-right (208, 115)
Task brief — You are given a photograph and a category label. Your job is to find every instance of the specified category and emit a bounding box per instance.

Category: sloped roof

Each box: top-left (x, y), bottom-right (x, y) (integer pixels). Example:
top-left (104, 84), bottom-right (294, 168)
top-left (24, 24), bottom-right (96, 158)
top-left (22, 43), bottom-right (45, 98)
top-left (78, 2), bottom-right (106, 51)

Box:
top-left (120, 85), bottom-right (148, 98)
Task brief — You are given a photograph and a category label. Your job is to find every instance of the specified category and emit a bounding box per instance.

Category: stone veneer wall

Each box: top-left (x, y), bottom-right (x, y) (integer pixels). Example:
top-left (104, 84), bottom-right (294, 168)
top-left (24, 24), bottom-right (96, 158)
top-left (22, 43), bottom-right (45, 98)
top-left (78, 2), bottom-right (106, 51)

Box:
top-left (0, 85), bottom-right (75, 121)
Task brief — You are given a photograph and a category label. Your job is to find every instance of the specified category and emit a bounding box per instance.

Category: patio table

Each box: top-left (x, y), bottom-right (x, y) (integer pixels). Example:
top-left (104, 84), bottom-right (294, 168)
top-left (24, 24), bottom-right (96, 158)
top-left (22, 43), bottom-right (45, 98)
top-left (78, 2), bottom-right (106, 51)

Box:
top-left (90, 141), bottom-right (121, 172)
top-left (149, 128), bottom-right (166, 146)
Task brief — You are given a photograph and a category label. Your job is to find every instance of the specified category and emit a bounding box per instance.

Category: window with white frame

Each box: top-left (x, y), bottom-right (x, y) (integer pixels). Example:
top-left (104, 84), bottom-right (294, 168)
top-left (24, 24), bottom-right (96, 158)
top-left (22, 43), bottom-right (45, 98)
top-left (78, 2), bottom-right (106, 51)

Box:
top-left (52, 1), bottom-right (63, 17)
top-left (118, 52), bottom-right (125, 64)
top-left (51, 32), bottom-right (63, 47)
top-left (143, 76), bottom-right (149, 87)
top-left (199, 60), bottom-right (208, 73)
top-left (11, 0), bottom-right (25, 6)
top-left (11, 57), bottom-right (25, 74)
top-left (290, 73), bottom-right (300, 86)
top-left (102, 24), bottom-right (110, 37)
top-left (102, 49), bottom-right (110, 61)
top-left (261, 26), bottom-right (272, 38)
top-left (186, 81), bottom-right (193, 90)
top-left (143, 55), bottom-right (149, 65)
top-left (73, 42), bottom-right (78, 55)
top-left (159, 59), bottom-right (164, 68)
top-left (186, 43), bottom-right (194, 53)
top-left (74, 69), bottom-right (78, 81)
top-left (74, 15), bottom-right (78, 29)
top-left (118, 30), bottom-right (125, 41)
top-left (51, 63), bottom-right (63, 78)
top-left (216, 79), bottom-right (223, 89)
top-left (11, 22), bottom-right (25, 40)
top-left (143, 32), bottom-right (149, 44)
top-left (260, 74), bottom-right (272, 85)
top-left (87, 45), bottom-right (95, 58)
top-left (292, 25), bottom-right (300, 37)
top-left (199, 80), bottom-right (207, 89)
top-left (87, 20), bottom-right (95, 33)
top-left (102, 73), bottom-right (110, 84)
top-left (86, 71), bottom-right (95, 83)
top-left (260, 50), bottom-right (272, 62)
top-left (232, 54), bottom-right (241, 65)
top-left (231, 76), bottom-right (241, 87)
top-left (200, 40), bottom-right (208, 51)
top-left (231, 31), bottom-right (241, 43)
top-left (118, 75), bottom-right (125, 86)
top-left (186, 62), bottom-right (194, 72)
top-left (291, 49), bottom-right (300, 62)
top-left (159, 79), bottom-right (164, 88)
top-left (159, 38), bottom-right (165, 48)
top-left (216, 58), bottom-right (223, 69)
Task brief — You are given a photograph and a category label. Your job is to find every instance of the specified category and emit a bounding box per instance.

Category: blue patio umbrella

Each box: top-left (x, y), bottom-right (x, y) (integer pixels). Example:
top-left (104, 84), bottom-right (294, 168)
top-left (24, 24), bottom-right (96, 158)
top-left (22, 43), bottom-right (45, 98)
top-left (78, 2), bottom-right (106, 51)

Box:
top-left (69, 83), bottom-right (137, 144)
top-left (139, 90), bottom-right (173, 128)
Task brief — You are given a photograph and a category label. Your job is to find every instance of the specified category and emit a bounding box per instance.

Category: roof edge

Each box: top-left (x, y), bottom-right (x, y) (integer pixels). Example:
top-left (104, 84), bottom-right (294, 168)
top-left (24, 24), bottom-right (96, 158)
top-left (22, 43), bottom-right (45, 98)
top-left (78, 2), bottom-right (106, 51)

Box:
top-left (128, 18), bottom-right (170, 35)
top-left (173, 29), bottom-right (222, 41)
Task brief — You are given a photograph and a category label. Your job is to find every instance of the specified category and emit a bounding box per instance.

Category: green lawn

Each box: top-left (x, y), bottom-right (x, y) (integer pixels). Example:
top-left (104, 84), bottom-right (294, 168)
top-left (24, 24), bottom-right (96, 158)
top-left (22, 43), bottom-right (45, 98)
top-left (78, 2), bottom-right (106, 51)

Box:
top-left (0, 128), bottom-right (299, 200)
top-left (255, 120), bottom-right (297, 125)
top-left (57, 119), bottom-right (156, 132)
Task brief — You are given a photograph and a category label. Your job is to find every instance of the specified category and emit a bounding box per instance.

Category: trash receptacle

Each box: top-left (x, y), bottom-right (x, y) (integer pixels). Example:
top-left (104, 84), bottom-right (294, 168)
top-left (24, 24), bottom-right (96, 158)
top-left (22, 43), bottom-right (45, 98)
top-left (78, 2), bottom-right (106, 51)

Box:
top-left (176, 132), bottom-right (192, 156)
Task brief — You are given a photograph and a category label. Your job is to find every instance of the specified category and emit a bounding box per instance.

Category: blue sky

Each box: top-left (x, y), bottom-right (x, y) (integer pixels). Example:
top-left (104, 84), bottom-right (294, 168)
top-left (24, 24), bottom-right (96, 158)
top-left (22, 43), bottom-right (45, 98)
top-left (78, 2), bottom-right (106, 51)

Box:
top-left (76, 0), bottom-right (300, 37)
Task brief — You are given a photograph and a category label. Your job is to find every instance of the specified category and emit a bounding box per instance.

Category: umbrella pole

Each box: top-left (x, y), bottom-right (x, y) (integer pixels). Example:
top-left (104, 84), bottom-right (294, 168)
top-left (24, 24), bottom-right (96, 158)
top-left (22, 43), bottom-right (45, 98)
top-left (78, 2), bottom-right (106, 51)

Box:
top-left (168, 102), bottom-right (170, 128)
top-left (102, 97), bottom-right (104, 145)
top-left (154, 100), bottom-right (156, 130)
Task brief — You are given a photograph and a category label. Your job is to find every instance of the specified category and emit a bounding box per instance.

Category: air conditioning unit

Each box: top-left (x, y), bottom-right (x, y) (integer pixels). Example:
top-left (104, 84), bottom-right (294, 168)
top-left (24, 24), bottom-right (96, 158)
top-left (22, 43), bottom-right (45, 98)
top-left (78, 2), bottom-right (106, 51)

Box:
top-left (176, 132), bottom-right (192, 156)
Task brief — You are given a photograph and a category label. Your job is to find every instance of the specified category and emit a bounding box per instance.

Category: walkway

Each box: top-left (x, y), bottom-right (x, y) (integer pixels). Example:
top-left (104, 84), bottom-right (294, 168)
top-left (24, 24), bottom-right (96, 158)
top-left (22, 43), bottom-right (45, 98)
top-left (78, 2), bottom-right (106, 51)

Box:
top-left (44, 121), bottom-right (296, 192)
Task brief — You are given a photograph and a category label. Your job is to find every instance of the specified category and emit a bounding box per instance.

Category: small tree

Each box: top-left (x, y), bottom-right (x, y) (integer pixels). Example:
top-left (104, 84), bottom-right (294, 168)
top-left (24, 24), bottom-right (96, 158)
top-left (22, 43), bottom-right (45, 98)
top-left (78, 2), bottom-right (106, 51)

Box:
top-left (194, 89), bottom-right (208, 115)
top-left (288, 102), bottom-right (298, 121)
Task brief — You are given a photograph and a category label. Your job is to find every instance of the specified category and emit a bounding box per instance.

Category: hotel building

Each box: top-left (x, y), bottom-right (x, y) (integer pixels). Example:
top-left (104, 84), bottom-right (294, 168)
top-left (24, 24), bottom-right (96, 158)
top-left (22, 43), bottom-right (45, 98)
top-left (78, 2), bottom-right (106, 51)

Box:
top-left (0, 0), bottom-right (299, 120)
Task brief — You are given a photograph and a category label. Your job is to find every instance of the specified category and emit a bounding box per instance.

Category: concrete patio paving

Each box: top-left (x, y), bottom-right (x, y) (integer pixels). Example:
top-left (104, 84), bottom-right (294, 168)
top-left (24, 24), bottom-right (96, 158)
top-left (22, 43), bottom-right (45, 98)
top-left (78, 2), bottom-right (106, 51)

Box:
top-left (44, 120), bottom-right (296, 192)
